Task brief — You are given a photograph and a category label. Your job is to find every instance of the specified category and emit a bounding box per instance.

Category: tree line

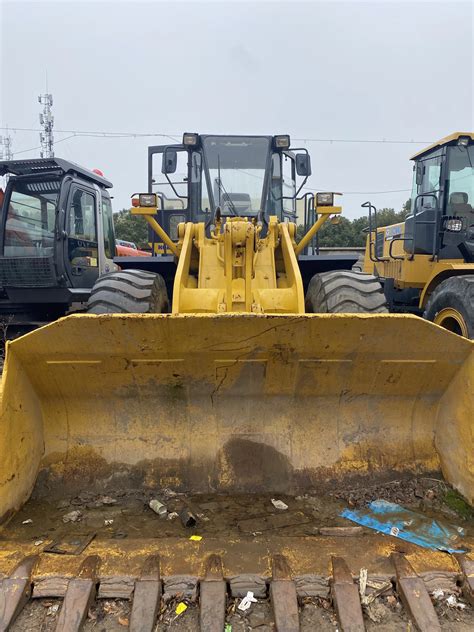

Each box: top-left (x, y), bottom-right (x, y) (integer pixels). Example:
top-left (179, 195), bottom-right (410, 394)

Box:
top-left (114, 201), bottom-right (411, 249)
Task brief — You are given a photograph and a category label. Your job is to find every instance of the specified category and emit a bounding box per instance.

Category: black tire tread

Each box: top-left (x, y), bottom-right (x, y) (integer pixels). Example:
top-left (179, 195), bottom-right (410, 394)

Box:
top-left (87, 270), bottom-right (169, 314)
top-left (306, 270), bottom-right (388, 314)
top-left (423, 274), bottom-right (474, 338)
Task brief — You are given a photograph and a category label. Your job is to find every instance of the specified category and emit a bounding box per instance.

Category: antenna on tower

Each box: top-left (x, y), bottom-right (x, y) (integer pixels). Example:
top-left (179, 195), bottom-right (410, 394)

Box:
top-left (38, 93), bottom-right (54, 158)
top-left (0, 128), bottom-right (13, 161)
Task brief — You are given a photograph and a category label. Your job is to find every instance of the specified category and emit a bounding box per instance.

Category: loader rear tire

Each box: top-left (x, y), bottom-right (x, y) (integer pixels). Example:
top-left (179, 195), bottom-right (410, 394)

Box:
top-left (305, 270), bottom-right (388, 313)
top-left (87, 270), bottom-right (169, 314)
top-left (423, 275), bottom-right (474, 339)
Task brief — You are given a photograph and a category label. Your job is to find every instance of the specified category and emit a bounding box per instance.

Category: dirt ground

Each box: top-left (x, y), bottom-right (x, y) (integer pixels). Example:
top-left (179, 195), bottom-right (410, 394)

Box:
top-left (9, 592), bottom-right (474, 631)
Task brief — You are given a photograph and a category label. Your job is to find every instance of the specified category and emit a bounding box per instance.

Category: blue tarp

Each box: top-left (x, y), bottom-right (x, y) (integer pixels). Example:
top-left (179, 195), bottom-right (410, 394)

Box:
top-left (341, 499), bottom-right (467, 553)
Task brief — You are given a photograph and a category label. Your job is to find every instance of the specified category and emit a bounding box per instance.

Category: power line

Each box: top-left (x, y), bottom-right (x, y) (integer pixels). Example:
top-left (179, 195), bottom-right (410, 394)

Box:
top-left (0, 126), bottom-right (430, 145)
top-left (14, 134), bottom-right (79, 156)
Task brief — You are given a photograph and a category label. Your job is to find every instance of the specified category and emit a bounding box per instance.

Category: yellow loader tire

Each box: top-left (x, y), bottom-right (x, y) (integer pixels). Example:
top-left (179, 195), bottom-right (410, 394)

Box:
top-left (305, 270), bottom-right (388, 313)
top-left (423, 275), bottom-right (474, 339)
top-left (87, 270), bottom-right (169, 314)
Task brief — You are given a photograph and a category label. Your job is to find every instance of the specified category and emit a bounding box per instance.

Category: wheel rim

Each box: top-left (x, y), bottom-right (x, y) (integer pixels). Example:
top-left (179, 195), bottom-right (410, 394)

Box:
top-left (433, 307), bottom-right (469, 337)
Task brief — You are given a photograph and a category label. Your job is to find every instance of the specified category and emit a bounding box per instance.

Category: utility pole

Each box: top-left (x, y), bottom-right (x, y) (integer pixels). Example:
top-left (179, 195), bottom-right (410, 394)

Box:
top-left (0, 132), bottom-right (13, 161)
top-left (38, 93), bottom-right (54, 158)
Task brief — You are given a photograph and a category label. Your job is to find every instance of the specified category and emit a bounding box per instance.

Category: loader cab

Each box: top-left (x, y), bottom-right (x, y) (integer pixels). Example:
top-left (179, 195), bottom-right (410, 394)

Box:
top-left (0, 158), bottom-right (116, 311)
top-left (147, 134), bottom-right (311, 250)
top-left (404, 133), bottom-right (474, 261)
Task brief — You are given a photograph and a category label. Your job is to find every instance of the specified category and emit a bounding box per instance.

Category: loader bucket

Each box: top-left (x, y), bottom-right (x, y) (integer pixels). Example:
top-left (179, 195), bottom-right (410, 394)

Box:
top-left (0, 312), bottom-right (472, 521)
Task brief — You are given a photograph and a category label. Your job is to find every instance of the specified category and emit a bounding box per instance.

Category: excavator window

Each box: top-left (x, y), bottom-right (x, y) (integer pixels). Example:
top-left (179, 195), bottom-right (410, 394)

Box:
top-left (3, 178), bottom-right (59, 256)
top-left (67, 188), bottom-right (98, 267)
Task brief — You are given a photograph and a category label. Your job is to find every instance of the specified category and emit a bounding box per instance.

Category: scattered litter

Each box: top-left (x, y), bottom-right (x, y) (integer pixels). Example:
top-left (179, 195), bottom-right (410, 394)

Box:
top-left (432, 588), bottom-right (444, 600)
top-left (98, 495), bottom-right (117, 506)
top-left (175, 602), bottom-right (188, 615)
top-left (149, 499), bottom-right (167, 517)
top-left (271, 499), bottom-right (288, 511)
top-left (168, 511), bottom-right (179, 520)
top-left (359, 568), bottom-right (391, 605)
top-left (46, 603), bottom-right (59, 616)
top-left (341, 500), bottom-right (467, 553)
top-left (179, 507), bottom-right (197, 527)
top-left (189, 535), bottom-right (202, 541)
top-left (365, 600), bottom-right (390, 623)
top-left (319, 526), bottom-right (363, 536)
top-left (62, 510), bottom-right (83, 523)
top-left (22, 519), bottom-right (33, 524)
top-left (118, 616), bottom-right (129, 626)
top-left (446, 594), bottom-right (466, 610)
top-left (225, 625), bottom-right (232, 632)
top-left (104, 519), bottom-right (114, 526)
top-left (238, 591), bottom-right (258, 611)
top-left (34, 540), bottom-right (44, 547)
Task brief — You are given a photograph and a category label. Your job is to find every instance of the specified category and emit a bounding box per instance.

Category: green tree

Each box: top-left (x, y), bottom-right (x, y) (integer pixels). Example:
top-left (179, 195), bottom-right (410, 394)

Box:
top-left (113, 209), bottom-right (149, 248)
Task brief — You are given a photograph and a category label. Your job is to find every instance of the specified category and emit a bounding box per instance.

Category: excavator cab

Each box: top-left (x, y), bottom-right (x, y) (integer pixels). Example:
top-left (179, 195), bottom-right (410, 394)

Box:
top-left (0, 158), bottom-right (117, 328)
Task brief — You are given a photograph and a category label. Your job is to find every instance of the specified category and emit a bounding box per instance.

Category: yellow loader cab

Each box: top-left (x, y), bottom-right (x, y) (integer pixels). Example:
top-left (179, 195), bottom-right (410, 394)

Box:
top-left (0, 134), bottom-right (472, 630)
top-left (362, 132), bottom-right (474, 338)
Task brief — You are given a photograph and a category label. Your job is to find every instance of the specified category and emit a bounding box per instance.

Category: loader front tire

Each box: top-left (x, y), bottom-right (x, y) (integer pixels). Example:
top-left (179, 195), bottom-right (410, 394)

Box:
top-left (87, 270), bottom-right (169, 314)
top-left (423, 275), bottom-right (474, 339)
top-left (305, 270), bottom-right (388, 313)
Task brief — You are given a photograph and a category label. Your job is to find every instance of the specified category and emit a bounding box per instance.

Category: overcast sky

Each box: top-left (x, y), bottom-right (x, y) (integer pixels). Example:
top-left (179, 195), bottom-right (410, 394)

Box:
top-left (1, 0), bottom-right (473, 218)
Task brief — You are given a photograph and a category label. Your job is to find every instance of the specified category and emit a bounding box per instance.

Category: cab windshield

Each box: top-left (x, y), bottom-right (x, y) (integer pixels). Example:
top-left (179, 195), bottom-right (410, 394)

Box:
top-left (202, 136), bottom-right (270, 215)
top-left (3, 178), bottom-right (60, 256)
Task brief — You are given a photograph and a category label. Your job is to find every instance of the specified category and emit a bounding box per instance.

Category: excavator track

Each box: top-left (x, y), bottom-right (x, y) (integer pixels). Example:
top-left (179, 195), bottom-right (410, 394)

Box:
top-left (0, 535), bottom-right (473, 631)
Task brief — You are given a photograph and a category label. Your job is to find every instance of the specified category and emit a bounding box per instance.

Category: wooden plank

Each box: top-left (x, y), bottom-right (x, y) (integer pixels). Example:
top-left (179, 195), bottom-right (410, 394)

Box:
top-left (391, 552), bottom-right (441, 632)
top-left (55, 555), bottom-right (100, 632)
top-left (270, 555), bottom-right (299, 632)
top-left (455, 555), bottom-right (474, 606)
top-left (199, 555), bottom-right (226, 632)
top-left (129, 555), bottom-right (161, 632)
top-left (0, 555), bottom-right (38, 632)
top-left (331, 556), bottom-right (365, 632)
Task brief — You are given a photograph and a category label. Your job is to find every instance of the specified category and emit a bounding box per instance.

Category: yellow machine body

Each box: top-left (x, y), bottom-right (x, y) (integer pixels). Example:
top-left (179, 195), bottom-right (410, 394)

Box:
top-left (362, 132), bottom-right (474, 310)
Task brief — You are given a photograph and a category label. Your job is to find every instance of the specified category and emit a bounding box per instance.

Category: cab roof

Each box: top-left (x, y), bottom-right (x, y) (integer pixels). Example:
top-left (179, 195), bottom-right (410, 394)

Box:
top-left (0, 157), bottom-right (113, 188)
top-left (410, 132), bottom-right (474, 160)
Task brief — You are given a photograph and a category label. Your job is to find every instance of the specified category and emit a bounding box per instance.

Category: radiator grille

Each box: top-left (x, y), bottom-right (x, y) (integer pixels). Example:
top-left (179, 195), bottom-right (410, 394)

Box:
top-left (0, 256), bottom-right (57, 287)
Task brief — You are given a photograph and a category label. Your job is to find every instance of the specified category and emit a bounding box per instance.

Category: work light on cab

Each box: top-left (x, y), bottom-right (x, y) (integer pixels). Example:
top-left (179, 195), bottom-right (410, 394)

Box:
top-left (183, 133), bottom-right (199, 146)
top-left (273, 134), bottom-right (290, 149)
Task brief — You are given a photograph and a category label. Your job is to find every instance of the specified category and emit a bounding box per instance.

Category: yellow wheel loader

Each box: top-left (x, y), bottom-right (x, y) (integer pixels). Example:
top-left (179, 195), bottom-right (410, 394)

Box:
top-left (0, 134), bottom-right (472, 630)
top-left (361, 132), bottom-right (474, 338)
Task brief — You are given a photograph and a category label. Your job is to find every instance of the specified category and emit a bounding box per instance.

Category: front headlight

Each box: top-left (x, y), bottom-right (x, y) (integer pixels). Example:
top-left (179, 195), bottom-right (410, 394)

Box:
top-left (138, 193), bottom-right (157, 207)
top-left (316, 192), bottom-right (334, 206)
top-left (444, 218), bottom-right (463, 232)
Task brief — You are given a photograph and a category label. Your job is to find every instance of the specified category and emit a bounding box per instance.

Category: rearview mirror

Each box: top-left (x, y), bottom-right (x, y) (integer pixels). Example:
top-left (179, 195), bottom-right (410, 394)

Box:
top-left (296, 153), bottom-right (311, 177)
top-left (162, 149), bottom-right (177, 174)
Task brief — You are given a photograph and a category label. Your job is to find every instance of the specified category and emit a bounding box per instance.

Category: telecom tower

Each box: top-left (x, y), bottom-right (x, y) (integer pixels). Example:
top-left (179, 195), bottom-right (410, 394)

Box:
top-left (38, 93), bottom-right (54, 158)
top-left (0, 133), bottom-right (13, 161)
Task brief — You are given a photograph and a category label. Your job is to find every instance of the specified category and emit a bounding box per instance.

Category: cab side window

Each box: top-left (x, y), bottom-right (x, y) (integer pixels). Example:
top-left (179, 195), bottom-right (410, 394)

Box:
top-left (101, 195), bottom-right (115, 259)
top-left (67, 189), bottom-right (98, 267)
